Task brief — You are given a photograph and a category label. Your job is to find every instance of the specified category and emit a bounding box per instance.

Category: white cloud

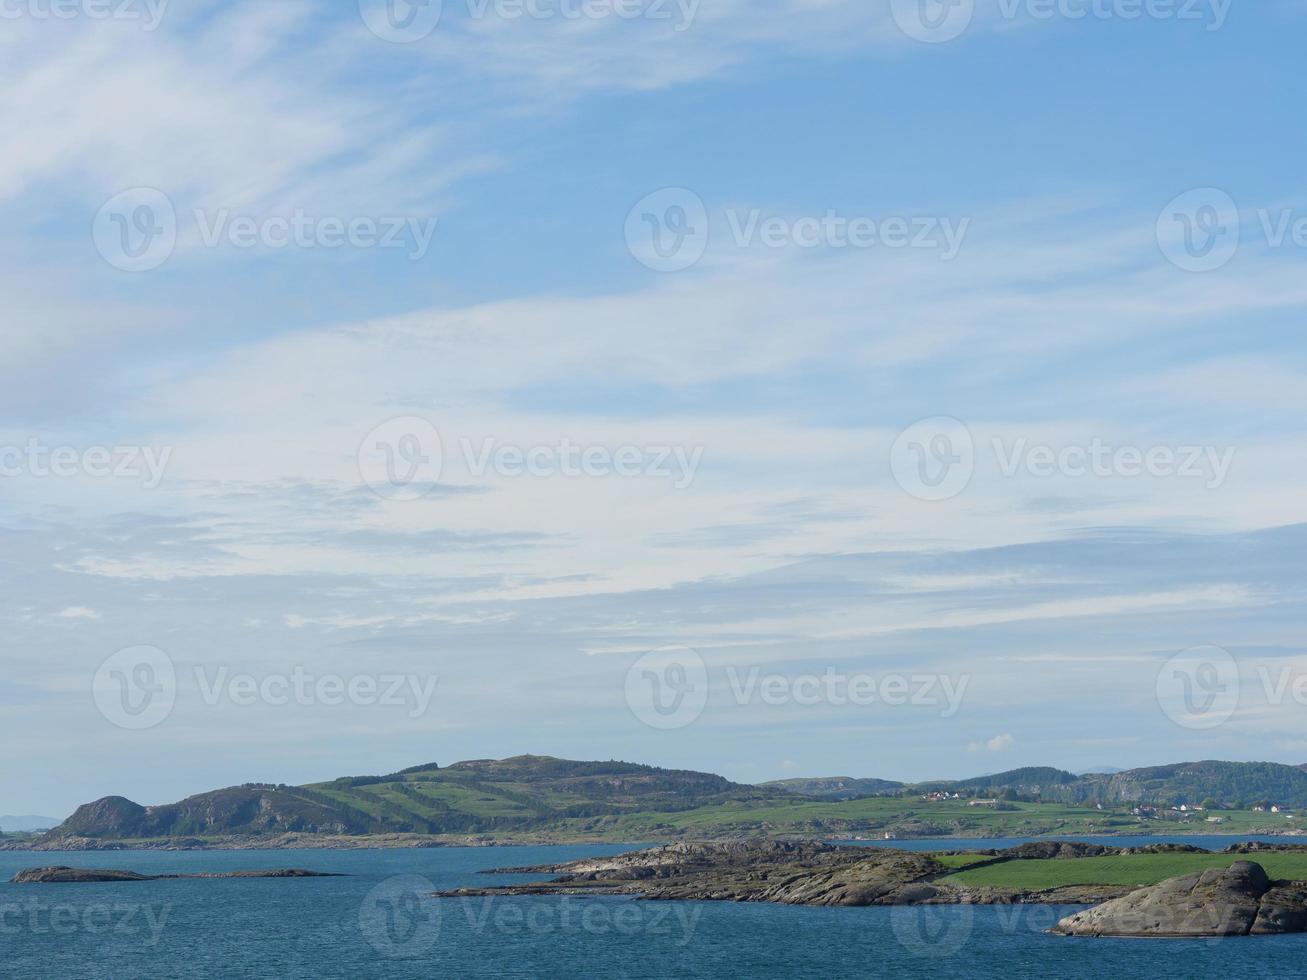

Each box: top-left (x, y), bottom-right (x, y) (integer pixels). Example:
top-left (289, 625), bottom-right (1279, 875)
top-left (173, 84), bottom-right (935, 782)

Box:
top-left (56, 607), bottom-right (100, 620)
top-left (970, 734), bottom-right (1015, 753)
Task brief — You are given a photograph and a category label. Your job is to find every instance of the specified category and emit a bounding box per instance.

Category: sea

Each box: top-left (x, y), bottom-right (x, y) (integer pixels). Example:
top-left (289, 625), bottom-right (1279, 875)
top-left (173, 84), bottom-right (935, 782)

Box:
top-left (2, 836), bottom-right (1304, 978)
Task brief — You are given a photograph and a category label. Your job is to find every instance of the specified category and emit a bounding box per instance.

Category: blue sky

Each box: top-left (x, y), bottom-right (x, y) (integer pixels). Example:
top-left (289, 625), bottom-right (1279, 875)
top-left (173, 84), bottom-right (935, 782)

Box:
top-left (4, 0), bottom-right (1307, 818)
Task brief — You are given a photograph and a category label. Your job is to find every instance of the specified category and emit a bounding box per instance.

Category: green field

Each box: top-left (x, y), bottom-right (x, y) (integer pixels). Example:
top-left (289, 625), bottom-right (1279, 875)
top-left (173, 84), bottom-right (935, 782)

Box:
top-left (580, 796), bottom-right (1218, 840)
top-left (932, 853), bottom-right (995, 869)
top-left (942, 852), bottom-right (1307, 889)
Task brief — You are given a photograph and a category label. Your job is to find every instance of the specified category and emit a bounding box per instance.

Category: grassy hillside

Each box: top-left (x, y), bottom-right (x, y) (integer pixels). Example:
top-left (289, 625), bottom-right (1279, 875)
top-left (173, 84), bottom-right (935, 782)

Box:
top-left (50, 756), bottom-right (792, 839)
top-left (762, 777), bottom-right (904, 800)
top-left (43, 756), bottom-right (1307, 843)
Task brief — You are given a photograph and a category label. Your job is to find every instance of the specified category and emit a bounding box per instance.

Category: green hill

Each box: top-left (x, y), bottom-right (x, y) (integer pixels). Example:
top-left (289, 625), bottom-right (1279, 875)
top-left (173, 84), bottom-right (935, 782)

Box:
top-left (50, 755), bottom-right (790, 839)
top-left (42, 757), bottom-right (1307, 844)
top-left (762, 777), bottom-right (905, 800)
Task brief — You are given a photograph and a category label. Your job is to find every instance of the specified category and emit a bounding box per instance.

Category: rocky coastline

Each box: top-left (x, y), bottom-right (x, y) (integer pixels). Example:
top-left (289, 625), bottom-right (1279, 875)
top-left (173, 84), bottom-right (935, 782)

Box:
top-left (435, 839), bottom-right (1307, 936)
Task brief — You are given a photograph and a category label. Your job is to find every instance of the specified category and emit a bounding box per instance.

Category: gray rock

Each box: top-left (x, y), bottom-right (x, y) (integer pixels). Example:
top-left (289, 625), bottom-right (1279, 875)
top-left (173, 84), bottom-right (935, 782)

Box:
top-left (11, 866), bottom-right (344, 883)
top-left (1051, 861), bottom-right (1307, 937)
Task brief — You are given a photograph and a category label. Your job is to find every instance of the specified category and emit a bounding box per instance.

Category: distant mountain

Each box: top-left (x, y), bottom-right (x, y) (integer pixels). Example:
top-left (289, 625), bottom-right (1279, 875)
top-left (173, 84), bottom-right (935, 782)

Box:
top-left (0, 815), bottom-right (60, 833)
top-left (768, 762), bottom-right (1307, 808)
top-left (762, 777), bottom-right (904, 800)
top-left (1064, 762), bottom-right (1307, 808)
top-left (47, 756), bottom-right (792, 840)
top-left (922, 761), bottom-right (1307, 808)
top-left (943, 767), bottom-right (1081, 794)
top-left (40, 757), bottom-right (1307, 843)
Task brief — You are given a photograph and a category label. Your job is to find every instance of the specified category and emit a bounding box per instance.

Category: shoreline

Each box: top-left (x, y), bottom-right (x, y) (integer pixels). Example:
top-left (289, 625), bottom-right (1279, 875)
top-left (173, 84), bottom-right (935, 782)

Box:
top-left (4, 828), bottom-right (1304, 852)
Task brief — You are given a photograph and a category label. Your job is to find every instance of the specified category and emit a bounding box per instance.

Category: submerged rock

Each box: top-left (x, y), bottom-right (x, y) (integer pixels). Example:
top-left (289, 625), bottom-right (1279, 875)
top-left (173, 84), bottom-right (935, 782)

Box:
top-left (1052, 861), bottom-right (1307, 937)
top-left (11, 866), bottom-right (343, 883)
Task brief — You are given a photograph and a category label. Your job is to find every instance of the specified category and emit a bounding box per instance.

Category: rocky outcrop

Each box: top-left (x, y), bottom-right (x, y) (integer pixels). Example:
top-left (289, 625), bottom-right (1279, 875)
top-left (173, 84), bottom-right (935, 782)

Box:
top-left (439, 840), bottom-right (1307, 927)
top-left (11, 866), bottom-right (344, 883)
top-left (1052, 861), bottom-right (1307, 937)
top-left (436, 839), bottom-right (1148, 907)
top-left (12, 867), bottom-right (155, 883)
top-left (1225, 841), bottom-right (1307, 854)
top-left (441, 840), bottom-right (957, 906)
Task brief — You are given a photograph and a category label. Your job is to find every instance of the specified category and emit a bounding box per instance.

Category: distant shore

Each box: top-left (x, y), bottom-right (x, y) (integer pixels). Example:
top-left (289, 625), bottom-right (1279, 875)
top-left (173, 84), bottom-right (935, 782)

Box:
top-left (4, 827), bottom-right (1305, 852)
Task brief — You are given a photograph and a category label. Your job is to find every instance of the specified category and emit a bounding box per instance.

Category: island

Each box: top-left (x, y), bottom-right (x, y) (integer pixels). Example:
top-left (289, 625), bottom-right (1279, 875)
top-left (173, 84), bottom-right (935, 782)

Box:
top-left (11, 756), bottom-right (1307, 851)
top-left (435, 839), bottom-right (1307, 937)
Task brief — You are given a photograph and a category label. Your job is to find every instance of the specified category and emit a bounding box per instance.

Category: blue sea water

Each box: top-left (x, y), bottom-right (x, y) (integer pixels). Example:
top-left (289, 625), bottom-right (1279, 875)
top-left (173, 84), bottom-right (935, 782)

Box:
top-left (2, 840), bottom-right (1305, 979)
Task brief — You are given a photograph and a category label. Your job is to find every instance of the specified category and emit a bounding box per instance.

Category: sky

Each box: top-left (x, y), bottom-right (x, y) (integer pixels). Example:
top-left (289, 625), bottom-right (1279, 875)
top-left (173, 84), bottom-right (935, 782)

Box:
top-left (3, 0), bottom-right (1307, 819)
